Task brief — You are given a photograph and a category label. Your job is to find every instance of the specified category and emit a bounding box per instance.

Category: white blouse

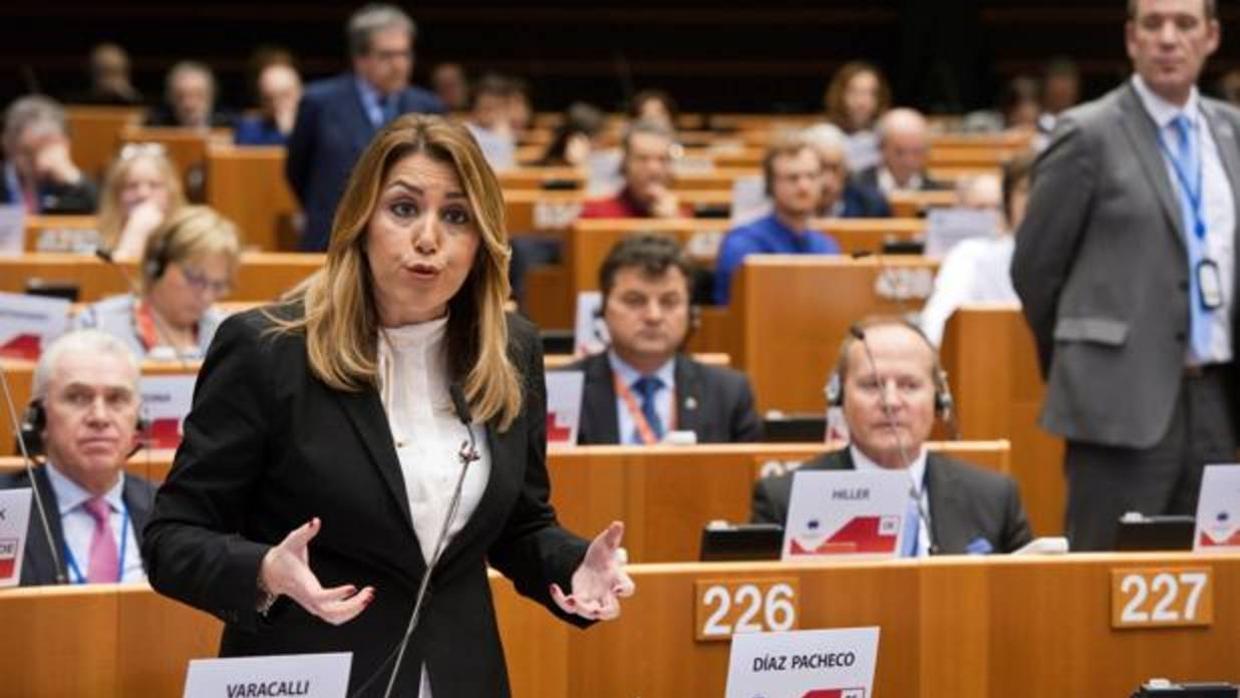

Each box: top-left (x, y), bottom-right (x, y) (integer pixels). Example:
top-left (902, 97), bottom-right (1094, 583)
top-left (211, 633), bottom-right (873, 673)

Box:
top-left (376, 315), bottom-right (491, 698)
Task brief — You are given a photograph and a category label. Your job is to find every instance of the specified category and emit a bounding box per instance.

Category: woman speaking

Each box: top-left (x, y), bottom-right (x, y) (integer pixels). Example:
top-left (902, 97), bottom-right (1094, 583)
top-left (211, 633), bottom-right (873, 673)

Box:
top-left (142, 114), bottom-right (633, 697)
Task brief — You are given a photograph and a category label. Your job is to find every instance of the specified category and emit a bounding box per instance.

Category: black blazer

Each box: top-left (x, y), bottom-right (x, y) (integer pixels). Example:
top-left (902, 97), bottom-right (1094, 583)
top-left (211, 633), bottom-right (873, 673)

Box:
top-left (285, 74), bottom-right (445, 251)
top-left (142, 306), bottom-right (589, 697)
top-left (565, 352), bottom-right (762, 445)
top-left (0, 465), bottom-right (156, 586)
top-left (749, 448), bottom-right (1033, 554)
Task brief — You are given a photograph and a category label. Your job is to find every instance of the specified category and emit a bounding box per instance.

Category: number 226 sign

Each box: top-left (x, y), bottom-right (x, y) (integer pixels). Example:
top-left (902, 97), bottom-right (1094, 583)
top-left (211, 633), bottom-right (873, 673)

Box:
top-left (695, 578), bottom-right (799, 641)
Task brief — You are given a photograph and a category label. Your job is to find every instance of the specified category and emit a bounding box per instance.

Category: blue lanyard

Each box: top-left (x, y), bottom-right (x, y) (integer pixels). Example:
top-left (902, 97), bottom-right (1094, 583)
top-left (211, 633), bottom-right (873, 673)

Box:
top-left (62, 504), bottom-right (129, 584)
top-left (1157, 121), bottom-right (1207, 240)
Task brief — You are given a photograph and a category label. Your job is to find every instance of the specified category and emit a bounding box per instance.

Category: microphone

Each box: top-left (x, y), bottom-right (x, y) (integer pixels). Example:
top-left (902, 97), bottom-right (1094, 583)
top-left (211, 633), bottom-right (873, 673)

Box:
top-left (848, 324), bottom-right (939, 556)
top-left (351, 383), bottom-right (480, 698)
top-left (93, 247), bottom-right (193, 371)
top-left (0, 361), bottom-right (67, 584)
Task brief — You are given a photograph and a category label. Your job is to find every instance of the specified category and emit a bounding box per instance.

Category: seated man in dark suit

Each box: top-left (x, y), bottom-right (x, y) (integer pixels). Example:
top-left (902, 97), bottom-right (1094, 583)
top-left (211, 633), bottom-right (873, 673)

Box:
top-left (852, 107), bottom-right (950, 198)
top-left (750, 317), bottom-right (1032, 555)
top-left (144, 61), bottom-right (236, 129)
top-left (569, 234), bottom-right (762, 444)
top-left (0, 330), bottom-right (156, 585)
top-left (802, 123), bottom-right (891, 218)
top-left (286, 3), bottom-right (444, 250)
top-left (1, 96), bottom-right (97, 214)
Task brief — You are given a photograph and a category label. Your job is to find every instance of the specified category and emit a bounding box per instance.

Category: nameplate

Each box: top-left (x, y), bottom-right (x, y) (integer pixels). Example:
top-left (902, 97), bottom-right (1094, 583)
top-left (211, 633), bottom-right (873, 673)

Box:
top-left (725, 626), bottom-right (879, 698)
top-left (183, 652), bottom-right (351, 698)
top-left (545, 370), bottom-right (584, 445)
top-left (1194, 464), bottom-right (1240, 552)
top-left (0, 204), bottom-right (22, 255)
top-left (572, 291), bottom-right (608, 356)
top-left (0, 291), bottom-right (71, 360)
top-left (1111, 567), bottom-right (1213, 629)
top-left (782, 469), bottom-right (911, 561)
top-left (924, 206), bottom-right (1001, 259)
top-left (139, 375), bottom-right (196, 450)
top-left (0, 488), bottom-right (33, 588)
top-left (694, 577), bottom-right (799, 642)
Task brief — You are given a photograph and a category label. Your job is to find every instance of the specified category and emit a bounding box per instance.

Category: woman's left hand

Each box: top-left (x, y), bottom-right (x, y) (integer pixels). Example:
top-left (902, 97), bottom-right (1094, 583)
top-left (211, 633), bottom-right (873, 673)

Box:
top-left (550, 521), bottom-right (636, 621)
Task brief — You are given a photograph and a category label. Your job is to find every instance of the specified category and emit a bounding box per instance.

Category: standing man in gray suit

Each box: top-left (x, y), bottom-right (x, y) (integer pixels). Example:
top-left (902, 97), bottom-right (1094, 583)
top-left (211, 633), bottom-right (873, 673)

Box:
top-left (1012, 0), bottom-right (1240, 551)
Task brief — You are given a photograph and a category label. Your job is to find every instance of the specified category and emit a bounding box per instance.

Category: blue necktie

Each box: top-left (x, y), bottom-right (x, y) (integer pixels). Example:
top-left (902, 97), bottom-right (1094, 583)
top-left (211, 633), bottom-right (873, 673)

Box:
top-left (381, 95), bottom-right (399, 125)
top-left (1169, 114), bottom-right (1213, 360)
top-left (631, 375), bottom-right (665, 443)
top-left (901, 497), bottom-right (921, 558)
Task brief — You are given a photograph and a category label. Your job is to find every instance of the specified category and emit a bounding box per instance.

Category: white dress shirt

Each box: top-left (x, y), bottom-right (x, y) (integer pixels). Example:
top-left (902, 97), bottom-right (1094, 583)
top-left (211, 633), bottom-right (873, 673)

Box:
top-left (848, 444), bottom-right (931, 558)
top-left (607, 351), bottom-right (676, 444)
top-left (1132, 75), bottom-right (1236, 365)
top-left (877, 166), bottom-right (925, 196)
top-left (45, 463), bottom-right (145, 583)
top-left (919, 235), bottom-right (1019, 346)
top-left (377, 315), bottom-right (491, 698)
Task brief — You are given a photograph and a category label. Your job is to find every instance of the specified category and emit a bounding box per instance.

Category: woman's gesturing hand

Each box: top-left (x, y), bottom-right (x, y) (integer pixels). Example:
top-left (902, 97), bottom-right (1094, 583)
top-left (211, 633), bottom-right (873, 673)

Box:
top-left (550, 521), bottom-right (636, 621)
top-left (259, 517), bottom-right (375, 625)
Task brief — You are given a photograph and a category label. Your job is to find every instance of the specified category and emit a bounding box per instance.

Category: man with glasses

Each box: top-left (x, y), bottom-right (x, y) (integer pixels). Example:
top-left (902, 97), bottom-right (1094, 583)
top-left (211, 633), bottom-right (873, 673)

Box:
top-left (286, 3), bottom-right (444, 251)
top-left (1, 330), bottom-right (156, 586)
top-left (567, 234), bottom-right (762, 444)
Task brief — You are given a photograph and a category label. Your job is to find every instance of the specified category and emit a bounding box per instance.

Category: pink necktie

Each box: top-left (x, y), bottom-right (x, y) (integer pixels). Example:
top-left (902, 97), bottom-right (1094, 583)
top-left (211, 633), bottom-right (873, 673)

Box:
top-left (83, 498), bottom-right (119, 583)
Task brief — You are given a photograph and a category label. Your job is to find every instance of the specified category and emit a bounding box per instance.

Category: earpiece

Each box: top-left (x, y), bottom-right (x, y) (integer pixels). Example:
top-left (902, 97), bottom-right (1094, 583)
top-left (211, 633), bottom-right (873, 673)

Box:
top-left (143, 230), bottom-right (173, 283)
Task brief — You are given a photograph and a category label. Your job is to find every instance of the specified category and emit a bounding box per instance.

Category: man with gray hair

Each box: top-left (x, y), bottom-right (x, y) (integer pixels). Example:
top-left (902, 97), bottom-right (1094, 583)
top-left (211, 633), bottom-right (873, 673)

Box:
top-left (852, 107), bottom-right (950, 197)
top-left (286, 2), bottom-right (444, 251)
top-left (146, 61), bottom-right (234, 129)
top-left (802, 123), bottom-right (890, 218)
top-left (1, 329), bottom-right (156, 586)
top-left (2, 95), bottom-right (97, 214)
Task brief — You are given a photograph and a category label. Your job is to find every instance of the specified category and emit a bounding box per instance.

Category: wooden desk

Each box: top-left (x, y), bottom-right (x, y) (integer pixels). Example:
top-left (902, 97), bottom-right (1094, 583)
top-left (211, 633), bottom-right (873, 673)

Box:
top-left (0, 252), bottom-right (322, 303)
top-left (4, 552), bottom-right (1238, 697)
top-left (205, 144), bottom-right (299, 251)
top-left (65, 106), bottom-right (144, 179)
top-left (21, 215), bottom-right (98, 252)
top-left (731, 255), bottom-right (939, 412)
top-left (940, 304), bottom-right (1066, 537)
top-left (118, 127), bottom-right (232, 199)
top-left (888, 189), bottom-right (959, 217)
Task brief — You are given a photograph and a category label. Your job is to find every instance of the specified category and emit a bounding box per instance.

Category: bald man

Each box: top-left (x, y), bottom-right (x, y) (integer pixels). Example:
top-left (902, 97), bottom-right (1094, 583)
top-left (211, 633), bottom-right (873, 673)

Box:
top-left (852, 107), bottom-right (950, 196)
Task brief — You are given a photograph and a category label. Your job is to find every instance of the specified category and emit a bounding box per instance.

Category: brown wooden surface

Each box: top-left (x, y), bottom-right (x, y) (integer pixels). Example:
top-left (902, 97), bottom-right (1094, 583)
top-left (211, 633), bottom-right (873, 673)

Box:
top-left (205, 144), bottom-right (299, 251)
top-left (21, 214), bottom-right (98, 252)
top-left (0, 252), bottom-right (322, 303)
top-left (940, 304), bottom-right (1066, 537)
top-left (731, 255), bottom-right (939, 412)
top-left (118, 126), bottom-right (231, 184)
top-left (65, 106), bottom-right (144, 179)
top-left (4, 552), bottom-right (1239, 698)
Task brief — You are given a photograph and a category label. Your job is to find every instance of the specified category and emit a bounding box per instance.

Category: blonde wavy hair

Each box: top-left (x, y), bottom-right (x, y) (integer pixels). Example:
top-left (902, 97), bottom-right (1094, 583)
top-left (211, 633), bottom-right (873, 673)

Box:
top-left (97, 147), bottom-right (186, 249)
top-left (269, 114), bottom-right (521, 430)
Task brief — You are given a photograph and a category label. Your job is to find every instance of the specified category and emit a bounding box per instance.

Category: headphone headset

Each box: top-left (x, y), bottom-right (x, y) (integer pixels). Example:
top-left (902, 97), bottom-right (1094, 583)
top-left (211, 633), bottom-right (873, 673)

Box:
top-left (19, 399), bottom-right (149, 458)
top-left (143, 230), bottom-right (174, 283)
top-left (823, 321), bottom-right (955, 422)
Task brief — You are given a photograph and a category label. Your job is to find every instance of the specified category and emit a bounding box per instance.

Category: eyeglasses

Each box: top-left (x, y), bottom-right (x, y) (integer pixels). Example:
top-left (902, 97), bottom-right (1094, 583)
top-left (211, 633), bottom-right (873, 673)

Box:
top-left (179, 266), bottom-right (232, 296)
top-left (118, 142), bottom-right (168, 162)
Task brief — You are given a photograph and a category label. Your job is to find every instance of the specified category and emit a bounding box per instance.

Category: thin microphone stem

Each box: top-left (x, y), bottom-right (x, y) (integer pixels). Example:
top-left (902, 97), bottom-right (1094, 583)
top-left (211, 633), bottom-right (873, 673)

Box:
top-left (93, 248), bottom-right (192, 371)
top-left (852, 328), bottom-right (938, 555)
top-left (0, 361), bottom-right (67, 584)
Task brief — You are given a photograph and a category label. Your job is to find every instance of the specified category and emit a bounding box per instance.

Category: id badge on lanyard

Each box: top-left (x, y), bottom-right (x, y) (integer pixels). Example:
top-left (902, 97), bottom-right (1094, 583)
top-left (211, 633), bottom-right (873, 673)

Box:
top-left (1198, 258), bottom-right (1224, 310)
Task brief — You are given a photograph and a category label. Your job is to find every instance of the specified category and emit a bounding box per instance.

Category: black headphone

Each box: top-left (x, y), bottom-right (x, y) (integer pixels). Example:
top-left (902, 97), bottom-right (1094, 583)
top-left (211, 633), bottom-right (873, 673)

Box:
top-left (823, 321), bottom-right (955, 422)
top-left (142, 228), bottom-right (174, 283)
top-left (19, 399), bottom-right (150, 458)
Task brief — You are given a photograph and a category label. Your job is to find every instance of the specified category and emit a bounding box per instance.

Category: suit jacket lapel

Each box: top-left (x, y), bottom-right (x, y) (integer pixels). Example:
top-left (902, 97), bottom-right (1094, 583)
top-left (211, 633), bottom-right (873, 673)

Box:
top-left (122, 478), bottom-right (153, 547)
top-left (1201, 101), bottom-right (1240, 295)
top-left (24, 468), bottom-right (67, 584)
top-left (333, 389), bottom-right (416, 538)
top-left (583, 354), bottom-right (620, 444)
top-left (438, 420), bottom-right (518, 569)
top-left (925, 455), bottom-right (966, 553)
top-left (345, 78), bottom-right (379, 149)
top-left (1118, 84), bottom-right (1188, 247)
top-left (673, 355), bottom-right (703, 437)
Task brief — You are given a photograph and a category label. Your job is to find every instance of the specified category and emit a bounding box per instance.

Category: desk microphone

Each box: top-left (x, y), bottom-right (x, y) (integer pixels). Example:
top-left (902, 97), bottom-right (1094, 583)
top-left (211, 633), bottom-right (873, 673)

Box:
top-left (849, 324), bottom-right (939, 555)
top-left (93, 247), bottom-right (193, 372)
top-left (350, 383), bottom-right (481, 698)
top-left (0, 360), bottom-right (67, 584)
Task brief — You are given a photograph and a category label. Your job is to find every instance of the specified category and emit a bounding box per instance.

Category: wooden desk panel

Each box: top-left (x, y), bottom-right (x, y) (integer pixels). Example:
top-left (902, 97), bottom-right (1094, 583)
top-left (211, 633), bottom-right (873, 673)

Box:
top-left (206, 144), bottom-right (299, 251)
top-left (4, 554), bottom-right (1237, 698)
top-left (65, 106), bottom-right (144, 179)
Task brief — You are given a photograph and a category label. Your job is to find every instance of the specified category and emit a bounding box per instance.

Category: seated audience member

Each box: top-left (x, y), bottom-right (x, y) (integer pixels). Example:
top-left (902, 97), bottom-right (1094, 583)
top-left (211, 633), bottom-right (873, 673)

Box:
top-left (750, 317), bottom-right (1033, 555)
top-left (823, 61), bottom-right (891, 172)
top-left (1038, 57), bottom-right (1081, 134)
top-left (1, 95), bottom-right (97, 214)
top-left (96, 144), bottom-right (186, 257)
top-left (714, 135), bottom-right (841, 305)
top-left (146, 61), bottom-right (234, 129)
top-left (463, 74), bottom-right (517, 171)
top-left (431, 62), bottom-right (471, 112)
top-left (72, 43), bottom-right (143, 106)
top-left (962, 76), bottom-right (1042, 134)
top-left (853, 107), bottom-right (949, 197)
top-left (920, 157), bottom-right (1032, 345)
top-left (539, 102), bottom-right (606, 167)
top-left (629, 89), bottom-right (679, 132)
top-left (0, 329), bottom-right (156, 586)
top-left (507, 77), bottom-right (533, 133)
top-left (235, 61), bottom-right (303, 145)
top-left (802, 123), bottom-right (890, 218)
top-left (580, 119), bottom-right (686, 219)
top-left (75, 206), bottom-right (239, 360)
top-left (570, 235), bottom-right (761, 444)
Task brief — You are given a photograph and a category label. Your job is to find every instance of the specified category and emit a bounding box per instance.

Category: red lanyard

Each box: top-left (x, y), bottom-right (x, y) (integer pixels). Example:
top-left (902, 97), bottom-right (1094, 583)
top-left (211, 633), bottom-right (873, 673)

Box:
top-left (613, 373), bottom-right (676, 445)
top-left (132, 299), bottom-right (196, 352)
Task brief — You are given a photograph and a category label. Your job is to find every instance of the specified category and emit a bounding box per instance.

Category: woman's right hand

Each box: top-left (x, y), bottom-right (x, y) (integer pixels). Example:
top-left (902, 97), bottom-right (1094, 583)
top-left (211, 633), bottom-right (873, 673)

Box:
top-left (259, 517), bottom-right (375, 625)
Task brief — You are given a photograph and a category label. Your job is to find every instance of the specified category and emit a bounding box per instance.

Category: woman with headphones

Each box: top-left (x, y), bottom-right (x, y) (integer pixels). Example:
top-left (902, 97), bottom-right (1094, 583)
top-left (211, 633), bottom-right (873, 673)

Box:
top-left (74, 205), bottom-right (241, 360)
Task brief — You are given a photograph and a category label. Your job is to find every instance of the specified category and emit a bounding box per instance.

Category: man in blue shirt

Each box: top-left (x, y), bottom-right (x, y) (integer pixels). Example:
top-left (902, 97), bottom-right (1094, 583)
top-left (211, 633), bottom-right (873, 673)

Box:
top-left (714, 136), bottom-right (842, 304)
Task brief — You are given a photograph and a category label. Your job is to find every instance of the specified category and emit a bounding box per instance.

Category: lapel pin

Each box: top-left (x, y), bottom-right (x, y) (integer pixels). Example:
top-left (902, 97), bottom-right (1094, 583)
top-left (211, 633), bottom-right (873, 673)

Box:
top-left (684, 396), bottom-right (698, 410)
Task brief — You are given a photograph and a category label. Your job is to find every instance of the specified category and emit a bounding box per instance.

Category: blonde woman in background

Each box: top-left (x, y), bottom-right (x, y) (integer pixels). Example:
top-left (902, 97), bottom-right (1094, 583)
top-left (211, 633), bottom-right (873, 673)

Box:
top-left (96, 144), bottom-right (185, 257)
